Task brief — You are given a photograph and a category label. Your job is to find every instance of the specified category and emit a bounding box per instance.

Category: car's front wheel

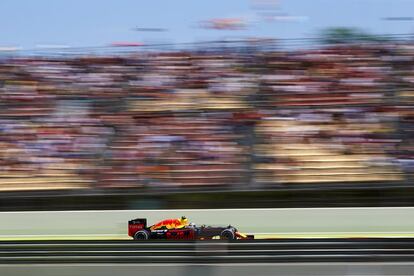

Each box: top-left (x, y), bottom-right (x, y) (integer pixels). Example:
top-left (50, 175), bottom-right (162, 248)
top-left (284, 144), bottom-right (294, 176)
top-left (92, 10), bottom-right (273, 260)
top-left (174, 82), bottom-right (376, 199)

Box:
top-left (220, 229), bottom-right (236, 240)
top-left (134, 230), bottom-right (150, 240)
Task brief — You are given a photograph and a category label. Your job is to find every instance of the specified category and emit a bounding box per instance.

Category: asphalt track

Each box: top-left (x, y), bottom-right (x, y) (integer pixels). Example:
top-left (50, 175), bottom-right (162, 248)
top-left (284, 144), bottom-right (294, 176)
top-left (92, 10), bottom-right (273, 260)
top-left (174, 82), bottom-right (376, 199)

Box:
top-left (3, 239), bottom-right (414, 275)
top-left (2, 238), bottom-right (414, 264)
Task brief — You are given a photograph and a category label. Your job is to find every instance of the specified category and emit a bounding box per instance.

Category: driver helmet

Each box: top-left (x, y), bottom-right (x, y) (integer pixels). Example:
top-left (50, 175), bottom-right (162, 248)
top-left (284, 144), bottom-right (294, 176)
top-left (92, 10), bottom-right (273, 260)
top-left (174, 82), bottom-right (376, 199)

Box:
top-left (180, 216), bottom-right (188, 224)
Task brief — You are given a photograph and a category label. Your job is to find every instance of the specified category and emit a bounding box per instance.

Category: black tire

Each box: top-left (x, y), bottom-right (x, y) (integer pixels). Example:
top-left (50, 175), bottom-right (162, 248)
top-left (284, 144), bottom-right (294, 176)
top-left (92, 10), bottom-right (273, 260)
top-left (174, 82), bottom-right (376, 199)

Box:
top-left (220, 229), bottom-right (236, 240)
top-left (134, 230), bottom-right (150, 240)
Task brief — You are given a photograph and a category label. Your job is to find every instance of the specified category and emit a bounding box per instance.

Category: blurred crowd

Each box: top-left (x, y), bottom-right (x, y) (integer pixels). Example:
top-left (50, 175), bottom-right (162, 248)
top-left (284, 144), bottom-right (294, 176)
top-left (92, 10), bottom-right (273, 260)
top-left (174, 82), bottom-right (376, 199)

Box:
top-left (0, 42), bottom-right (412, 192)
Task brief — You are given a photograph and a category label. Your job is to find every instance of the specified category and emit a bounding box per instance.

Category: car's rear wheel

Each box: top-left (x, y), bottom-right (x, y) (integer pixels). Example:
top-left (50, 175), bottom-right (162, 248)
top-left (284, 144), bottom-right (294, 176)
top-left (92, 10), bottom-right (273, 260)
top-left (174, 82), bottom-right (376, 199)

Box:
top-left (134, 230), bottom-right (149, 240)
top-left (220, 229), bottom-right (236, 240)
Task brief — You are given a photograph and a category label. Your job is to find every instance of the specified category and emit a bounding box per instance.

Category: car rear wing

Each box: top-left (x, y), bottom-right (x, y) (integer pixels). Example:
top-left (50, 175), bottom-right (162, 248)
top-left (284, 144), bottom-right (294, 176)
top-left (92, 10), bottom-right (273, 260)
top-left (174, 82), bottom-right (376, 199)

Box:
top-left (128, 218), bottom-right (147, 237)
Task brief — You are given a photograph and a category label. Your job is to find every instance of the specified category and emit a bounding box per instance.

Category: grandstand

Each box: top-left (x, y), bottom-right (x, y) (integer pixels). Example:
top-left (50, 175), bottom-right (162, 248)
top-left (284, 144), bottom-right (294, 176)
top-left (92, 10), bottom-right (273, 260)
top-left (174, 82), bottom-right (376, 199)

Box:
top-left (0, 40), bottom-right (412, 201)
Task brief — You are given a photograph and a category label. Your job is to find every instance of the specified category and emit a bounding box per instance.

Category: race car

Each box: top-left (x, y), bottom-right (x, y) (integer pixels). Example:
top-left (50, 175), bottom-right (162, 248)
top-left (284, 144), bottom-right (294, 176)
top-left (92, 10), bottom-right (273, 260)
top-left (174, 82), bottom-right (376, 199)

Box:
top-left (128, 218), bottom-right (254, 240)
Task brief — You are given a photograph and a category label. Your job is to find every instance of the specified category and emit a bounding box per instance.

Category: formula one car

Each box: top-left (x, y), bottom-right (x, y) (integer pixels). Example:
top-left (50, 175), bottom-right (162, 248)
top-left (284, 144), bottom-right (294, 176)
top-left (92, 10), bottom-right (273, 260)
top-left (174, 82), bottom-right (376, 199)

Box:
top-left (128, 218), bottom-right (254, 240)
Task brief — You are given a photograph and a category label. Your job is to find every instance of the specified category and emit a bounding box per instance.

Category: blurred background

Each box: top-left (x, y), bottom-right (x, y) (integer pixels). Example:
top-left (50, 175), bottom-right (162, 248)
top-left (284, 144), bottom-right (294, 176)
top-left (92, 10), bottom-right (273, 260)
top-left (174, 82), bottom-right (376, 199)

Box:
top-left (0, 0), bottom-right (413, 211)
top-left (2, 1), bottom-right (414, 275)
